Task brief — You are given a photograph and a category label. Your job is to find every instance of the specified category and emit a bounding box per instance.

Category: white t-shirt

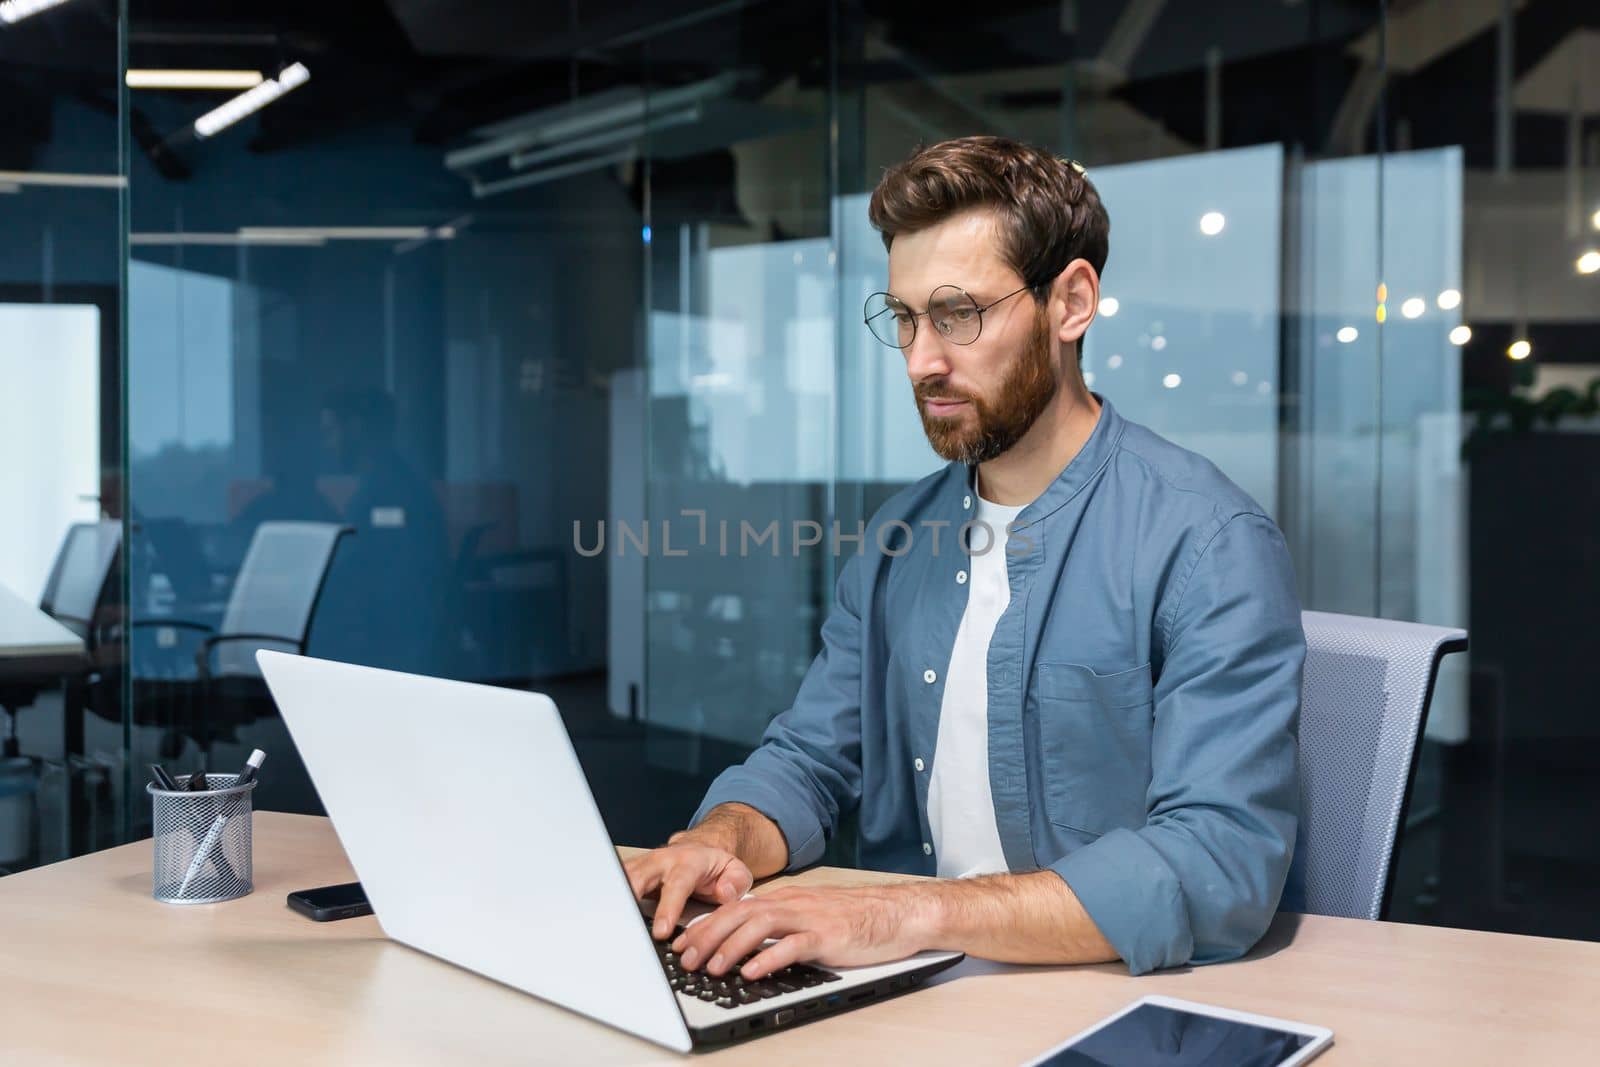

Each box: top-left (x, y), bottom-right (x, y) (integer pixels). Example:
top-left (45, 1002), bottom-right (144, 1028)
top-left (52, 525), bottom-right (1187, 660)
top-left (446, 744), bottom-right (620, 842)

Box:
top-left (926, 493), bottom-right (1026, 879)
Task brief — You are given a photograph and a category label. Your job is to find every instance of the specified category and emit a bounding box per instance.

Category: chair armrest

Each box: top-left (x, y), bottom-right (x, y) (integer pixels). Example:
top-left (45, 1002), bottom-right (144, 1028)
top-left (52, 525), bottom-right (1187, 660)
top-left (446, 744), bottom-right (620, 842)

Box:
top-left (129, 619), bottom-right (215, 635)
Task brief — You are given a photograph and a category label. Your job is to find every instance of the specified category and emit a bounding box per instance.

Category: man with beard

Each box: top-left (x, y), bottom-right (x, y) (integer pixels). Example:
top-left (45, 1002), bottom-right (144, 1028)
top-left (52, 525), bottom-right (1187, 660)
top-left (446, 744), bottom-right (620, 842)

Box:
top-left (625, 136), bottom-right (1304, 979)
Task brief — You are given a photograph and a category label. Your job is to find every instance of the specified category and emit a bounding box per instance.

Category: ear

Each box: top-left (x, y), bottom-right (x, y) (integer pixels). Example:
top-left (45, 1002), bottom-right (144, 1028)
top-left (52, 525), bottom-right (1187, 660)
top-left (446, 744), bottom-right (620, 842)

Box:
top-left (1050, 259), bottom-right (1100, 350)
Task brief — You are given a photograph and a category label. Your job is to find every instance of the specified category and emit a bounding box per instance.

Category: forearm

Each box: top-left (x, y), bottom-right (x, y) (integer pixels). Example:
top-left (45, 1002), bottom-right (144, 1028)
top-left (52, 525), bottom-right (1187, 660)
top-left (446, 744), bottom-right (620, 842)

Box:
top-left (904, 870), bottom-right (1119, 966)
top-left (671, 802), bottom-right (790, 879)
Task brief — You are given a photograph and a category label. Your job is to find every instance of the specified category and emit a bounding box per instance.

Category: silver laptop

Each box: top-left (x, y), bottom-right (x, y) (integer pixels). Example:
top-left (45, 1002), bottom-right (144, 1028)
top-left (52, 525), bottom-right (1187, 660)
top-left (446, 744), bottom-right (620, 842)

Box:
top-left (256, 650), bottom-right (963, 1051)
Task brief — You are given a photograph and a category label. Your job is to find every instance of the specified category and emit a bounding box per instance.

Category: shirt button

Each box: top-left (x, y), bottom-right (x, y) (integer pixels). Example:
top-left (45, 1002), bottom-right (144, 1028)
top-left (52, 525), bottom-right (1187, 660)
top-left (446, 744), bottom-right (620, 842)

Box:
top-left (963, 494), bottom-right (972, 509)
top-left (914, 757), bottom-right (925, 772)
top-left (956, 570), bottom-right (967, 584)
top-left (922, 842), bottom-right (933, 856)
top-left (922, 668), bottom-right (936, 684)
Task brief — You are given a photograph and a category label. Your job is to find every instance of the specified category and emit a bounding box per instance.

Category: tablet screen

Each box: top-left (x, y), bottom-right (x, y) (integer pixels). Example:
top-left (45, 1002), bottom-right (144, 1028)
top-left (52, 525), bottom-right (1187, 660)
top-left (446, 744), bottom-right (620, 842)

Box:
top-left (1037, 1003), bottom-right (1314, 1066)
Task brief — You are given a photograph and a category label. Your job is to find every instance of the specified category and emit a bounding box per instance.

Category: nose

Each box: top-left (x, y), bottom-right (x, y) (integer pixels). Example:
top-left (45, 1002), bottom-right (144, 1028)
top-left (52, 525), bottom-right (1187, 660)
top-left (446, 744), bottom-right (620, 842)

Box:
top-left (903, 320), bottom-right (952, 384)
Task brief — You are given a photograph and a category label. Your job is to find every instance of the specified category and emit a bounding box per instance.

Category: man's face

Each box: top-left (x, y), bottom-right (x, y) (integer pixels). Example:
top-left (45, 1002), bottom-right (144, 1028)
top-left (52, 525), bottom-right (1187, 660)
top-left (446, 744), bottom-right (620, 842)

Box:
top-left (886, 209), bottom-right (1060, 465)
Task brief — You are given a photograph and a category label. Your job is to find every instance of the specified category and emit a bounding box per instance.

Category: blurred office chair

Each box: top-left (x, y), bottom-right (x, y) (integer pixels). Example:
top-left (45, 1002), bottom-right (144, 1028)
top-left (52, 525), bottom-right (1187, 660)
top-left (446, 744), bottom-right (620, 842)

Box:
top-left (130, 521), bottom-right (350, 756)
top-left (0, 520), bottom-right (121, 729)
top-left (0, 521), bottom-right (123, 861)
top-left (1282, 610), bottom-right (1469, 921)
top-left (199, 520), bottom-right (351, 682)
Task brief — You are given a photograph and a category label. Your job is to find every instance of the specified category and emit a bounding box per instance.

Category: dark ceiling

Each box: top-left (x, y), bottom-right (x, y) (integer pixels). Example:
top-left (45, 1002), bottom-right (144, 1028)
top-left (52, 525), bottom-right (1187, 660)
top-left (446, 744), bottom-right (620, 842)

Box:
top-left (0, 0), bottom-right (1596, 177)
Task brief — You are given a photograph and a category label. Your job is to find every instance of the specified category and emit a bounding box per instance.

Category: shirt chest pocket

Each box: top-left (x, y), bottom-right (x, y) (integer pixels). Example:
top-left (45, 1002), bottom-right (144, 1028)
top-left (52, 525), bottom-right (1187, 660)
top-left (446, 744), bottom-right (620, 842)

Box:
top-left (1033, 662), bottom-right (1155, 835)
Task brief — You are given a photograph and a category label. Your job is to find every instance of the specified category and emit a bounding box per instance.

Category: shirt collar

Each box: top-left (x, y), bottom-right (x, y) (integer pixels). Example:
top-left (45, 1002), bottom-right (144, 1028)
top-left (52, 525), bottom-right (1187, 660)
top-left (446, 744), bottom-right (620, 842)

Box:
top-left (957, 392), bottom-right (1124, 527)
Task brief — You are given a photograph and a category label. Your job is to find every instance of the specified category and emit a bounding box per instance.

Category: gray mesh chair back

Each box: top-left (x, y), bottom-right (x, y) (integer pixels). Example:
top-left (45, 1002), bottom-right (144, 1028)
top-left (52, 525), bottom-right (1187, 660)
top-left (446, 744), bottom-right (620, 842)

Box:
top-left (39, 520), bottom-right (122, 642)
top-left (205, 522), bottom-right (349, 678)
top-left (1282, 610), bottom-right (1468, 920)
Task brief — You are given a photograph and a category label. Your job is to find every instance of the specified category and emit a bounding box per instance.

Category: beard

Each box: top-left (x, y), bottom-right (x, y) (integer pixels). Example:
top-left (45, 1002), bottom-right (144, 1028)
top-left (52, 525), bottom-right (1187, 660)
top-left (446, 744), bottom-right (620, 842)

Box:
top-left (914, 303), bottom-right (1059, 466)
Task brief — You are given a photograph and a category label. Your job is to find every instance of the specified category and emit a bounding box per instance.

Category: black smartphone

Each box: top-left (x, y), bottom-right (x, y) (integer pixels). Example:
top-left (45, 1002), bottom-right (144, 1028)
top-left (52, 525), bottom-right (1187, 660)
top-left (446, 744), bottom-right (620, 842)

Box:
top-left (287, 882), bottom-right (372, 921)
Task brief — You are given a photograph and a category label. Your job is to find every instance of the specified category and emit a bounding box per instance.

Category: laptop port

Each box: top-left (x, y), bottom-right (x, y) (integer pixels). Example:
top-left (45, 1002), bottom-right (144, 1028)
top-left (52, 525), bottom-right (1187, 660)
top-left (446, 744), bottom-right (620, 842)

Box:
top-left (775, 1009), bottom-right (795, 1026)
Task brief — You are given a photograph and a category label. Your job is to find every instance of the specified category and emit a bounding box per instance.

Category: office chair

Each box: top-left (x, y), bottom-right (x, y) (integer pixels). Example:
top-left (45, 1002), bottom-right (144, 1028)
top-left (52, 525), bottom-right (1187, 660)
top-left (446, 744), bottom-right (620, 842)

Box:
top-left (130, 521), bottom-right (350, 757)
top-left (0, 521), bottom-right (123, 860)
top-left (0, 521), bottom-right (121, 732)
top-left (1281, 610), bottom-right (1469, 921)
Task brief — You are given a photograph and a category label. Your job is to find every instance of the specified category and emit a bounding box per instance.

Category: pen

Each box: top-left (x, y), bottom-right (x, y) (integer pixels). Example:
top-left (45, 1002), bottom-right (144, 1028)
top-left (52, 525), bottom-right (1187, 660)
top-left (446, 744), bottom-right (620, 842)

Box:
top-left (150, 764), bottom-right (178, 791)
top-left (176, 750), bottom-right (266, 897)
top-left (234, 749), bottom-right (266, 786)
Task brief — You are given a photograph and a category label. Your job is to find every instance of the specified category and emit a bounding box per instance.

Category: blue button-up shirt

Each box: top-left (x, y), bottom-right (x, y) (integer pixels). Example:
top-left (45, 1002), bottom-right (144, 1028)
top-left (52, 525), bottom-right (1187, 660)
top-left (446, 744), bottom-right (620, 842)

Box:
top-left (692, 395), bottom-right (1304, 975)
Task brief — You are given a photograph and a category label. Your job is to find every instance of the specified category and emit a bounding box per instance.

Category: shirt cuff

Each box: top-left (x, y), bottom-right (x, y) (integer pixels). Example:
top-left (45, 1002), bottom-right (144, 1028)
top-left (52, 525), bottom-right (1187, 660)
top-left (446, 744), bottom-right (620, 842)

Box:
top-left (692, 768), bottom-right (827, 871)
top-left (1048, 828), bottom-right (1194, 976)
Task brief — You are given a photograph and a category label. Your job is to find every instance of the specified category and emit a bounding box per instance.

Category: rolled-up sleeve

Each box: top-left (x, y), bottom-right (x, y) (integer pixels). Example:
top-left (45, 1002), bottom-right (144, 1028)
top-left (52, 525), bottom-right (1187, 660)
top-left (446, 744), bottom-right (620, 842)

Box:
top-left (1050, 513), bottom-right (1304, 975)
top-left (691, 553), bottom-right (865, 871)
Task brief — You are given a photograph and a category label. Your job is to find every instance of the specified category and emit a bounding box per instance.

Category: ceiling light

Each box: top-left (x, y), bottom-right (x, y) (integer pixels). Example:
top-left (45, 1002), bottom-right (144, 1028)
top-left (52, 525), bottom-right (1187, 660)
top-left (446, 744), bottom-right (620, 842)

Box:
top-left (237, 226), bottom-right (436, 241)
top-left (0, 0), bottom-right (74, 24)
top-left (1448, 325), bottom-right (1472, 346)
top-left (1507, 339), bottom-right (1531, 360)
top-left (1150, 335), bottom-right (1167, 351)
top-left (1336, 326), bottom-right (1358, 344)
top-left (1577, 250), bottom-right (1600, 275)
top-left (1437, 288), bottom-right (1461, 310)
top-left (1162, 373), bottom-right (1182, 389)
top-left (194, 63), bottom-right (310, 139)
top-left (1231, 370), bottom-right (1248, 386)
top-left (1401, 297), bottom-right (1425, 319)
top-left (127, 69), bottom-right (264, 90)
top-left (1107, 354), bottom-right (1123, 369)
top-left (1099, 296), bottom-right (1119, 317)
top-left (1199, 212), bottom-right (1225, 236)
top-left (1592, 208), bottom-right (1600, 231)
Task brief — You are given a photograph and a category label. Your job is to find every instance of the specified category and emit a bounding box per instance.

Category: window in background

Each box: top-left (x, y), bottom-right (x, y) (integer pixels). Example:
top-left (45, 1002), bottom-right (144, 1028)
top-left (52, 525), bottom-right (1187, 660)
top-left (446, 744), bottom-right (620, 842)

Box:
top-left (0, 304), bottom-right (102, 600)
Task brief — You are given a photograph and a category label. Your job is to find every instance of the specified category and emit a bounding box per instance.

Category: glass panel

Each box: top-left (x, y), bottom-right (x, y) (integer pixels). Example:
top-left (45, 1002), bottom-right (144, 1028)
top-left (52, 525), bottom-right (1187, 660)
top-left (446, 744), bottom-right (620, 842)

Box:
top-left (1378, 0), bottom-right (1598, 942)
top-left (122, 3), bottom-right (625, 831)
top-left (635, 5), bottom-right (835, 808)
top-left (0, 0), bottom-right (126, 872)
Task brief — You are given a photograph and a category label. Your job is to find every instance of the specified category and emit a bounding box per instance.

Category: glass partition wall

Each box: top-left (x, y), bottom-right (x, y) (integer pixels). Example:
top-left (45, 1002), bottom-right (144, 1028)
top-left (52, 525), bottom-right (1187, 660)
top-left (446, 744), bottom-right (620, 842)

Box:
top-left (3, 0), bottom-right (1595, 949)
top-left (0, 0), bottom-right (127, 871)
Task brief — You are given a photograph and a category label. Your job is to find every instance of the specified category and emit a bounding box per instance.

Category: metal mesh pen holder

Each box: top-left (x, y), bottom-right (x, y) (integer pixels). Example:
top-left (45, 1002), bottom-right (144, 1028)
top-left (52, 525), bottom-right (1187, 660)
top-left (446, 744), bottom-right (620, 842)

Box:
top-left (150, 774), bottom-right (256, 904)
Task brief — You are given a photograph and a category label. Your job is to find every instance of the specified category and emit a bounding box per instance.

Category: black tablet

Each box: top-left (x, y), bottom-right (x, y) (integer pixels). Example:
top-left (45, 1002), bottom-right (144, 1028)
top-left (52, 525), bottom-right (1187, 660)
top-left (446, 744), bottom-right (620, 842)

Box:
top-left (1021, 995), bottom-right (1333, 1066)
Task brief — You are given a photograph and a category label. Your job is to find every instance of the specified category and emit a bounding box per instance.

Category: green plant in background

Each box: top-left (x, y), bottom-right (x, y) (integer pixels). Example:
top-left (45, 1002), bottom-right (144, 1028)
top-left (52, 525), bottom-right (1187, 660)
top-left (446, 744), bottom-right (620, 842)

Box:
top-left (1462, 362), bottom-right (1600, 458)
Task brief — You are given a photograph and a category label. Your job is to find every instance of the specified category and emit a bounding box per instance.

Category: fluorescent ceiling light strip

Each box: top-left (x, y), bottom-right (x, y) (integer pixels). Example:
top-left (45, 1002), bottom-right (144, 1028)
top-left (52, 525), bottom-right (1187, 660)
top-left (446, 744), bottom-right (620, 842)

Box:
top-left (0, 169), bottom-right (125, 189)
top-left (509, 106), bottom-right (702, 171)
top-left (473, 148), bottom-right (637, 199)
top-left (127, 69), bottom-right (264, 90)
top-left (130, 233), bottom-right (326, 246)
top-left (236, 227), bottom-right (436, 240)
top-left (193, 62), bottom-right (310, 139)
top-left (0, 0), bottom-right (73, 25)
top-left (446, 71), bottom-right (735, 171)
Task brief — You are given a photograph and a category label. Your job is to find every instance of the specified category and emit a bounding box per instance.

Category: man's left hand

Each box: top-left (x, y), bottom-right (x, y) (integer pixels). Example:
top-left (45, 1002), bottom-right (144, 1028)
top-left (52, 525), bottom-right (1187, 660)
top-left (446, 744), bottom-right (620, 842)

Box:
top-left (671, 884), bottom-right (935, 981)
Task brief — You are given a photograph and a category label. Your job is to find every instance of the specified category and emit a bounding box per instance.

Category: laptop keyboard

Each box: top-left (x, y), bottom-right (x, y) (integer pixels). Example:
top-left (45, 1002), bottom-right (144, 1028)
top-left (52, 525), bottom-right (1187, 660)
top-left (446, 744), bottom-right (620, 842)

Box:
top-left (656, 930), bottom-right (841, 1010)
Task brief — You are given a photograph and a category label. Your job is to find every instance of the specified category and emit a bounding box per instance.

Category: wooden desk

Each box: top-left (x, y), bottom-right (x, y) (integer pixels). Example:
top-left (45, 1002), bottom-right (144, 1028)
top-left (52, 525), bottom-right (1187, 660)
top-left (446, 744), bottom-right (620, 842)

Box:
top-left (0, 581), bottom-right (84, 680)
top-left (2, 812), bottom-right (1595, 1064)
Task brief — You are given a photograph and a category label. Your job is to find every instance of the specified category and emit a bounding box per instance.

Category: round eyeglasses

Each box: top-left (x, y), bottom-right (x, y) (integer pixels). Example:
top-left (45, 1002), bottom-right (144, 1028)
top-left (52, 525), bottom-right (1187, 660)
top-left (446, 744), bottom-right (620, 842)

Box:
top-left (863, 283), bottom-right (1033, 349)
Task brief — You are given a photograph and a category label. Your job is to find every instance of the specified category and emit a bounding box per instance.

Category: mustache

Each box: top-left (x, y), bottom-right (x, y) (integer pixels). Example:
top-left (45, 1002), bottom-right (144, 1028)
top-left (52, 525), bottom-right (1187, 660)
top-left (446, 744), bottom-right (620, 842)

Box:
top-left (914, 381), bottom-right (975, 404)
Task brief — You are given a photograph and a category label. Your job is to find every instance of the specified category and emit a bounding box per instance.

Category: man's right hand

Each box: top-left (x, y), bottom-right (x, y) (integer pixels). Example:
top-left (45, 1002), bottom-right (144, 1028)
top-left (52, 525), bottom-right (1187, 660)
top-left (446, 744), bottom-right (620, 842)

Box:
top-left (625, 839), bottom-right (755, 941)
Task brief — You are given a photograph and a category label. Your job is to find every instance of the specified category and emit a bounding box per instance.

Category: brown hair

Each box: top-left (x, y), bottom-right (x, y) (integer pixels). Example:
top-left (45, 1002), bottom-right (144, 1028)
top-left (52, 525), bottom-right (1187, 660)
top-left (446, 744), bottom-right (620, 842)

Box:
top-left (867, 135), bottom-right (1110, 304)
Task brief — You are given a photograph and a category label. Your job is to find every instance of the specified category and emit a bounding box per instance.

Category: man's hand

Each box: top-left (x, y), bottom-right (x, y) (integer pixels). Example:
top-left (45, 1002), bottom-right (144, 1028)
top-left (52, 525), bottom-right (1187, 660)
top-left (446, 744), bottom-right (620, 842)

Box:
top-left (624, 840), bottom-right (755, 941)
top-left (669, 884), bottom-right (933, 981)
